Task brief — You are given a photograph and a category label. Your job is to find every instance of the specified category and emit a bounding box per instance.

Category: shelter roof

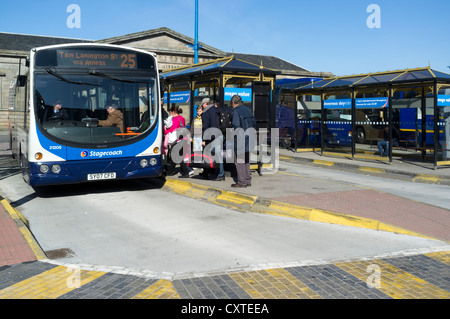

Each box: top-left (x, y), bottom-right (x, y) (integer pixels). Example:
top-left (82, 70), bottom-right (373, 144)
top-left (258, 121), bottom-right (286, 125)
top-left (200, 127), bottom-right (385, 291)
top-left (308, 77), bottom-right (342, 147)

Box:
top-left (160, 55), bottom-right (279, 81)
top-left (292, 67), bottom-right (450, 93)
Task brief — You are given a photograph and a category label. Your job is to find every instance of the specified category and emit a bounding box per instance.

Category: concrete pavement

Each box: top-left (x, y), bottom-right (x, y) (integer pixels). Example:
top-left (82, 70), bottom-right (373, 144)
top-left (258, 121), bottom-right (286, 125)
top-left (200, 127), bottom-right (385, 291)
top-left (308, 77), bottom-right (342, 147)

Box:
top-left (0, 146), bottom-right (449, 300)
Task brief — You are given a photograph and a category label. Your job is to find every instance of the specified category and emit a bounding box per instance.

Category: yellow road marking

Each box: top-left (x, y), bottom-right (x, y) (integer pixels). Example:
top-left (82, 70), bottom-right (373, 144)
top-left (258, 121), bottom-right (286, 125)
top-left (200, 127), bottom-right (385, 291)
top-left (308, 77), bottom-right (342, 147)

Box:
top-left (230, 269), bottom-right (321, 299)
top-left (335, 259), bottom-right (450, 299)
top-left (132, 279), bottom-right (180, 299)
top-left (0, 266), bottom-right (105, 299)
top-left (426, 251), bottom-right (450, 265)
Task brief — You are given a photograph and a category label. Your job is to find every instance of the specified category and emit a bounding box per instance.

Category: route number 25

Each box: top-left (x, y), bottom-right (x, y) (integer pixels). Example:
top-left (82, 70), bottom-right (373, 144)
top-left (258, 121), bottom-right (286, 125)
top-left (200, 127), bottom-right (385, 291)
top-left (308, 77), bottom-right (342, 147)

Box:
top-left (121, 54), bottom-right (136, 68)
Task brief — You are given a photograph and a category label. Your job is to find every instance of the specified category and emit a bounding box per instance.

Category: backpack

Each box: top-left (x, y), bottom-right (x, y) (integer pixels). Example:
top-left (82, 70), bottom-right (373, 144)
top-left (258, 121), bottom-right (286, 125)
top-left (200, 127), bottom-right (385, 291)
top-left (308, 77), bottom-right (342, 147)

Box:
top-left (243, 114), bottom-right (256, 130)
top-left (217, 107), bottom-right (232, 134)
top-left (237, 107), bottom-right (256, 131)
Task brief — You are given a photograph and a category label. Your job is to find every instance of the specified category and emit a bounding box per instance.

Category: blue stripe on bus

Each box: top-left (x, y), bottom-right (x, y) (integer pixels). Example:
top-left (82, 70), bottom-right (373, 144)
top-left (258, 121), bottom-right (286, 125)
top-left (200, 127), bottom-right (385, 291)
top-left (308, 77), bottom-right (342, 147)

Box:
top-left (36, 121), bottom-right (160, 160)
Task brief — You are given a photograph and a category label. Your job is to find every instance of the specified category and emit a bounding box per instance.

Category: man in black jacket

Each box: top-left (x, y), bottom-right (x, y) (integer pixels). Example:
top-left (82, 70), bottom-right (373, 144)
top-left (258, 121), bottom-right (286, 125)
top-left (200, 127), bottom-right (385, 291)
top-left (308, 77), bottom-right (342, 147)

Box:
top-left (201, 98), bottom-right (226, 180)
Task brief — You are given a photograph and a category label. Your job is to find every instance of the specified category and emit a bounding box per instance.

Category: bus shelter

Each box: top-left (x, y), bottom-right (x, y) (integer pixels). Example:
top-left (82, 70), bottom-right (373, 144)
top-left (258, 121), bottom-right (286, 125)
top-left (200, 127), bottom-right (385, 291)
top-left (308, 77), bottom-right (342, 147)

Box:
top-left (160, 56), bottom-right (278, 129)
top-left (281, 67), bottom-right (450, 169)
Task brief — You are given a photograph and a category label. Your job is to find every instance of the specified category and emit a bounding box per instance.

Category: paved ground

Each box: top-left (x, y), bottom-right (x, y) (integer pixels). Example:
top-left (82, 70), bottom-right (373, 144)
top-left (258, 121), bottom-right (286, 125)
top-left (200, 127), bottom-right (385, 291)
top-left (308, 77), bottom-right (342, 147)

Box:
top-left (0, 145), bottom-right (449, 301)
top-left (0, 251), bottom-right (449, 300)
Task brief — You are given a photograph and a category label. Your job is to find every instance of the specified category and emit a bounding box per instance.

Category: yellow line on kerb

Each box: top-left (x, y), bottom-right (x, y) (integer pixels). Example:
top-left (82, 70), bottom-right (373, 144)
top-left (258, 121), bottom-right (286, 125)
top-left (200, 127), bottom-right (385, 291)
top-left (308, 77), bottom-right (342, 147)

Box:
top-left (313, 160), bottom-right (334, 167)
top-left (164, 178), bottom-right (436, 240)
top-left (279, 155), bottom-right (294, 160)
top-left (413, 174), bottom-right (440, 184)
top-left (251, 199), bottom-right (435, 240)
top-left (0, 199), bottom-right (47, 260)
top-left (358, 166), bottom-right (386, 174)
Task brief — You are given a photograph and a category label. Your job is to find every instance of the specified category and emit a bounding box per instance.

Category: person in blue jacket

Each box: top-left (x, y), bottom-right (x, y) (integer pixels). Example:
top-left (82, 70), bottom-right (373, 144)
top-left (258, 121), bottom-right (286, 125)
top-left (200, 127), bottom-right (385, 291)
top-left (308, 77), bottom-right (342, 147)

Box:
top-left (230, 94), bottom-right (256, 188)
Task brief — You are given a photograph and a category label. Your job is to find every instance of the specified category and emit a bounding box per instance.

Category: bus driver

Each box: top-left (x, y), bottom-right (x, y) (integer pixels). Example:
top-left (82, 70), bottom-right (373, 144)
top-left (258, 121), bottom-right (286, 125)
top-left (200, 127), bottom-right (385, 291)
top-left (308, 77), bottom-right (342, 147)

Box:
top-left (46, 100), bottom-right (69, 121)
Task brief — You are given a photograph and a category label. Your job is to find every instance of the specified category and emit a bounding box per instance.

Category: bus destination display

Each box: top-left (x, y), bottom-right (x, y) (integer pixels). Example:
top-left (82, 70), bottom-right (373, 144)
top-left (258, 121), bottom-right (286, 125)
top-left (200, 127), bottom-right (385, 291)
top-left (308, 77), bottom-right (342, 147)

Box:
top-left (57, 50), bottom-right (137, 69)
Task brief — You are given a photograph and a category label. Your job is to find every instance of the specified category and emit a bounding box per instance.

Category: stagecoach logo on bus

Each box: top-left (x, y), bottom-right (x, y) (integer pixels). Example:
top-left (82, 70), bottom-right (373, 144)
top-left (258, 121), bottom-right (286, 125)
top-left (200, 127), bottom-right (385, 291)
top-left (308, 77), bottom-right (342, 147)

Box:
top-left (80, 150), bottom-right (124, 159)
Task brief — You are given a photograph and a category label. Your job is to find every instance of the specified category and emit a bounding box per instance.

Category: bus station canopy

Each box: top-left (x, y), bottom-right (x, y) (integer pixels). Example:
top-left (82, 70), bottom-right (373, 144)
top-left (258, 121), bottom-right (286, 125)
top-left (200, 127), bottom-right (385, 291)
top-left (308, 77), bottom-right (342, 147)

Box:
top-left (160, 55), bottom-right (279, 84)
top-left (160, 55), bottom-right (280, 129)
top-left (290, 67), bottom-right (450, 94)
top-left (285, 66), bottom-right (450, 168)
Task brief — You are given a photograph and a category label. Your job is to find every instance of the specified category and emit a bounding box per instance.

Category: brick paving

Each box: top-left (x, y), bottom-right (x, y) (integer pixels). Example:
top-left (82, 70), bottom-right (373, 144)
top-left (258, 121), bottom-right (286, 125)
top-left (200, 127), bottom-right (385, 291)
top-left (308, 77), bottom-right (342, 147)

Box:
top-left (0, 207), bottom-right (36, 267)
top-left (0, 252), bottom-right (448, 299)
top-left (59, 272), bottom-right (158, 299)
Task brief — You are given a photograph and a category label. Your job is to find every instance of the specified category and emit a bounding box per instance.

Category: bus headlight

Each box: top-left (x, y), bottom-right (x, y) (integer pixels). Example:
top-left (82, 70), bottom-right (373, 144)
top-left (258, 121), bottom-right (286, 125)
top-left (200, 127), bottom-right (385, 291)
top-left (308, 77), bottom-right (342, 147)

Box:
top-left (51, 165), bottom-right (61, 174)
top-left (140, 159), bottom-right (148, 168)
top-left (40, 165), bottom-right (49, 173)
top-left (149, 158), bottom-right (157, 166)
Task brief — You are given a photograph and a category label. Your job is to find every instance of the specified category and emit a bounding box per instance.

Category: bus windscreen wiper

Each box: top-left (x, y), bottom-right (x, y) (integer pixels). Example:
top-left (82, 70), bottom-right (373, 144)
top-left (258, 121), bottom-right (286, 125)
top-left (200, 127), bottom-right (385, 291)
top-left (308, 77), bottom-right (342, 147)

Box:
top-left (88, 70), bottom-right (147, 84)
top-left (45, 68), bottom-right (100, 86)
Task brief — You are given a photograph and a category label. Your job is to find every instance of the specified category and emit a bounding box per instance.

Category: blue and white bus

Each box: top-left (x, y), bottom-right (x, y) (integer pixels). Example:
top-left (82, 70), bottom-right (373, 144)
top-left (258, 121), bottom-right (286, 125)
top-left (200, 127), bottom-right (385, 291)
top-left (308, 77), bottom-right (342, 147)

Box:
top-left (9, 43), bottom-right (162, 187)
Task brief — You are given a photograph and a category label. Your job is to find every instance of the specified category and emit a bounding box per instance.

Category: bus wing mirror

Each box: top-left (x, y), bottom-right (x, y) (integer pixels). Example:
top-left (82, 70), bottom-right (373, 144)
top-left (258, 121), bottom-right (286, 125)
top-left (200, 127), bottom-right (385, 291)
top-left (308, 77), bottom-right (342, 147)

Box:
top-left (17, 75), bottom-right (27, 87)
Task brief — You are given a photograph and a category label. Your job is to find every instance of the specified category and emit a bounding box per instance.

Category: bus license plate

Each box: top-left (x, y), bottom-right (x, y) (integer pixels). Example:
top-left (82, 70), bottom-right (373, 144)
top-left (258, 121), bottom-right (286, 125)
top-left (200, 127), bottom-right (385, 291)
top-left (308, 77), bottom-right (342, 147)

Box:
top-left (87, 172), bottom-right (116, 181)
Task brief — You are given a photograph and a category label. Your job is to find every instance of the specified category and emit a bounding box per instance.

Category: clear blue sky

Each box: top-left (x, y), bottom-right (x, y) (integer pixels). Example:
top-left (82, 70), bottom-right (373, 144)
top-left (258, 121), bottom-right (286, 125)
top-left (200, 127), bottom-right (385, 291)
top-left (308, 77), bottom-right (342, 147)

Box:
top-left (1, 0), bottom-right (449, 76)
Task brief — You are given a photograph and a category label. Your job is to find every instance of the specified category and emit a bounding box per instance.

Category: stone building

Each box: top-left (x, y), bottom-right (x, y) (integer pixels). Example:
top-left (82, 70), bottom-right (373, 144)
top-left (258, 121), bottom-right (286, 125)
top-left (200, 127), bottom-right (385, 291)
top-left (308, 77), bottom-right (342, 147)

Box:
top-left (0, 27), bottom-right (332, 130)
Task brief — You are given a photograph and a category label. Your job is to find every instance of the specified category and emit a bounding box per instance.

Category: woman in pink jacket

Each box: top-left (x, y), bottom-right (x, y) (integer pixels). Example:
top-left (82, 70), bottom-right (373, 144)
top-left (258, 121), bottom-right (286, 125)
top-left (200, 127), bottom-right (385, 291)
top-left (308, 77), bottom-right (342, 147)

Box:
top-left (164, 106), bottom-right (186, 137)
top-left (165, 106), bottom-right (190, 177)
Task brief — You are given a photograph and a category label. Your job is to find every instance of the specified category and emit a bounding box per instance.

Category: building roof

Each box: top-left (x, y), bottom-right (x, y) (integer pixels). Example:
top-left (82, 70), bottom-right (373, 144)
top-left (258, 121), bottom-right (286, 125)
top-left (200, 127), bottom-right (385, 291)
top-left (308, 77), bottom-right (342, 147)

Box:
top-left (0, 28), bottom-right (325, 77)
top-left (97, 27), bottom-right (225, 57)
top-left (230, 53), bottom-right (310, 75)
top-left (0, 32), bottom-right (91, 53)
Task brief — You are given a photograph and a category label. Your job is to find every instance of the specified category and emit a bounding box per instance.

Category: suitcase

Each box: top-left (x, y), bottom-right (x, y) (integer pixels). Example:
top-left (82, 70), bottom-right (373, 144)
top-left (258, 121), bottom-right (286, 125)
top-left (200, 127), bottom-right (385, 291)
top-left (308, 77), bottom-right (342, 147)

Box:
top-left (187, 152), bottom-right (219, 170)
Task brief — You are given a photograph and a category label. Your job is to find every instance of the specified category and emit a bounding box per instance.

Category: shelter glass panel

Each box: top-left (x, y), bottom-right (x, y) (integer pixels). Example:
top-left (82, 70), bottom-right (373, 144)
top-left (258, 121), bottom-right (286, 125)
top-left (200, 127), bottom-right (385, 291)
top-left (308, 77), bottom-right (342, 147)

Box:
top-left (323, 98), bottom-right (352, 153)
top-left (165, 90), bottom-right (192, 128)
top-left (438, 87), bottom-right (450, 161)
top-left (391, 89), bottom-right (437, 160)
top-left (297, 96), bottom-right (321, 148)
top-left (353, 95), bottom-right (388, 155)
